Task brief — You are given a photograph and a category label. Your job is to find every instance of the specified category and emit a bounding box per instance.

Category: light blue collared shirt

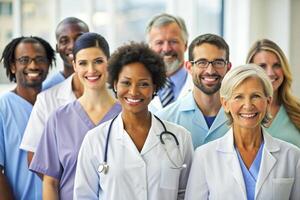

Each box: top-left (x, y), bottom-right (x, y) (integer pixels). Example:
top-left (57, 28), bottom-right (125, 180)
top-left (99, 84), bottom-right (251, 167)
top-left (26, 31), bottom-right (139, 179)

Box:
top-left (156, 92), bottom-right (229, 148)
top-left (168, 67), bottom-right (188, 99)
top-left (236, 142), bottom-right (264, 200)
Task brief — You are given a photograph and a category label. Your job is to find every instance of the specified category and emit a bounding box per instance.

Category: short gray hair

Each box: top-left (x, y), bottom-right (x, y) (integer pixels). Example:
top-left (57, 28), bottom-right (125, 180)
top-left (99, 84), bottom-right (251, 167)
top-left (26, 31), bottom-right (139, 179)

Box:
top-left (220, 64), bottom-right (273, 127)
top-left (145, 13), bottom-right (188, 44)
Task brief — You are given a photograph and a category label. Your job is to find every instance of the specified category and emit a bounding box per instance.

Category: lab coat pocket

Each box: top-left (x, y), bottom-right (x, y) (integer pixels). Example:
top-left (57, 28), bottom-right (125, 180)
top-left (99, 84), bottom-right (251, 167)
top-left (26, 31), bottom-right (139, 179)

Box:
top-left (272, 178), bottom-right (294, 200)
top-left (160, 164), bottom-right (181, 190)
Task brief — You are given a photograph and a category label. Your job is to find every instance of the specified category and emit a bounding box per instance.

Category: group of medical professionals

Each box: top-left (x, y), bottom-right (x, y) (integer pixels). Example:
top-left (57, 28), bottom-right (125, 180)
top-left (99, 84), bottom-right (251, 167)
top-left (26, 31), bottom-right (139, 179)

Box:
top-left (0, 12), bottom-right (299, 200)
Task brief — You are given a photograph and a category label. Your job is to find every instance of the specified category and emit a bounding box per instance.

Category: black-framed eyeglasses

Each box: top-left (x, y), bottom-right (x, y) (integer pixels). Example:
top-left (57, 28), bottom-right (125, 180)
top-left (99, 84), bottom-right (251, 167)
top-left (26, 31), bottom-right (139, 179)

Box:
top-left (15, 56), bottom-right (48, 66)
top-left (191, 59), bottom-right (227, 69)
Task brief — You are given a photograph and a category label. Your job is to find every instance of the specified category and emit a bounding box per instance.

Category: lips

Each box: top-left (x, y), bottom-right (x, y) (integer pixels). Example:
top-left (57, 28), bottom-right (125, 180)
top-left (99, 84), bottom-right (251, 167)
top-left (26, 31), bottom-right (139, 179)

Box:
top-left (125, 97), bottom-right (143, 105)
top-left (239, 113), bottom-right (258, 118)
top-left (201, 75), bottom-right (220, 84)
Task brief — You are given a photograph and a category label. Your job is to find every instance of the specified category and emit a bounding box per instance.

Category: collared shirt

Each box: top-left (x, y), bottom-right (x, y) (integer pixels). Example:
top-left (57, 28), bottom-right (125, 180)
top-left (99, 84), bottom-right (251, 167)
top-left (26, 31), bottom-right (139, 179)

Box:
top-left (168, 67), bottom-right (188, 99)
top-left (30, 100), bottom-right (121, 200)
top-left (0, 92), bottom-right (41, 200)
top-left (156, 92), bottom-right (229, 148)
top-left (42, 71), bottom-right (66, 91)
top-left (236, 142), bottom-right (264, 200)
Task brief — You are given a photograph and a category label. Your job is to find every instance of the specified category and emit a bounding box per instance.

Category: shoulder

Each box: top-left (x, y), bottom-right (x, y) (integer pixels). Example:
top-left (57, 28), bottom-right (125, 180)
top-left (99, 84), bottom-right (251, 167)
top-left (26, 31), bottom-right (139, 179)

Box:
top-left (156, 92), bottom-right (194, 118)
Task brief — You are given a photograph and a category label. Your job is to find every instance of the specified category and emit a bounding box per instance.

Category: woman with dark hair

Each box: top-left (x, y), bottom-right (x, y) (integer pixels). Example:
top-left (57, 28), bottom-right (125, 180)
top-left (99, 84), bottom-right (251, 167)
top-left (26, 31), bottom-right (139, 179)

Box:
top-left (73, 42), bottom-right (194, 200)
top-left (29, 32), bottom-right (121, 200)
top-left (246, 39), bottom-right (300, 147)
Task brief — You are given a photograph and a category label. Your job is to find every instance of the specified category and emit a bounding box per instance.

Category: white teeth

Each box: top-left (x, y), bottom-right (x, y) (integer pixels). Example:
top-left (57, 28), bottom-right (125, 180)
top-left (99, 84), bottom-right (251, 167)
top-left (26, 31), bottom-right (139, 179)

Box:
top-left (86, 76), bottom-right (99, 80)
top-left (203, 77), bottom-right (217, 81)
top-left (27, 73), bottom-right (39, 77)
top-left (240, 113), bottom-right (256, 118)
top-left (127, 98), bottom-right (141, 103)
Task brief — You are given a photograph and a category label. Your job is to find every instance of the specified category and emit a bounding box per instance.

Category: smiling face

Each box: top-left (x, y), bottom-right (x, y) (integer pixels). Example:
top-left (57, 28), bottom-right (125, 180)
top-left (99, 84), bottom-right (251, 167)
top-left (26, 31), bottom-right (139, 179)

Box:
top-left (222, 77), bottom-right (271, 132)
top-left (148, 22), bottom-right (187, 76)
top-left (73, 47), bottom-right (108, 90)
top-left (187, 43), bottom-right (230, 95)
top-left (114, 62), bottom-right (155, 115)
top-left (12, 42), bottom-right (49, 89)
top-left (252, 50), bottom-right (284, 94)
top-left (56, 22), bottom-right (88, 68)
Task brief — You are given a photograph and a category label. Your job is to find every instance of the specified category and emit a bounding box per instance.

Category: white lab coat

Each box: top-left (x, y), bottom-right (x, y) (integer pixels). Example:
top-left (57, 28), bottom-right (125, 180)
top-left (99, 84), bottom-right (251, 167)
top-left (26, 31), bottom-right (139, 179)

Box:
top-left (74, 113), bottom-right (194, 200)
top-left (185, 128), bottom-right (300, 200)
top-left (149, 74), bottom-right (193, 113)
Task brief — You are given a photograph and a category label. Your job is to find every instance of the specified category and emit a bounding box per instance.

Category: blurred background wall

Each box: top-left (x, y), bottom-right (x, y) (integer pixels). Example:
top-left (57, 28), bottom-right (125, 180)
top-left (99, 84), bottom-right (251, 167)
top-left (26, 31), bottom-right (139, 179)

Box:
top-left (0, 0), bottom-right (299, 97)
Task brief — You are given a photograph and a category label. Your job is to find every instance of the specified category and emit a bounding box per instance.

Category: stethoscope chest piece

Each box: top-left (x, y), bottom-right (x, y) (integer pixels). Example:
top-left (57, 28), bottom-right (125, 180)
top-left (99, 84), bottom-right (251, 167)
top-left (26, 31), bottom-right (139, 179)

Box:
top-left (98, 162), bottom-right (109, 174)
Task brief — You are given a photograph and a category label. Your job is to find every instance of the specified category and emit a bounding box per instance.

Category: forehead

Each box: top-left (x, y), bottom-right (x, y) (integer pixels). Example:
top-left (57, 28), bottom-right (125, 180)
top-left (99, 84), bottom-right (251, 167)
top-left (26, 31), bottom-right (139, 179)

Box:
top-left (193, 43), bottom-right (226, 59)
top-left (253, 50), bottom-right (279, 62)
top-left (234, 76), bottom-right (264, 93)
top-left (75, 47), bottom-right (106, 60)
top-left (149, 22), bottom-right (183, 40)
top-left (56, 23), bottom-right (87, 39)
top-left (15, 42), bottom-right (46, 57)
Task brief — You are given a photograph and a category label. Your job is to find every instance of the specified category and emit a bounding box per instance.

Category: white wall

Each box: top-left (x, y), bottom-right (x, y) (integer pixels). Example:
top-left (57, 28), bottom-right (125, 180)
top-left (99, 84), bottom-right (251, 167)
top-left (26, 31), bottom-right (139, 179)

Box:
top-left (224, 0), bottom-right (299, 98)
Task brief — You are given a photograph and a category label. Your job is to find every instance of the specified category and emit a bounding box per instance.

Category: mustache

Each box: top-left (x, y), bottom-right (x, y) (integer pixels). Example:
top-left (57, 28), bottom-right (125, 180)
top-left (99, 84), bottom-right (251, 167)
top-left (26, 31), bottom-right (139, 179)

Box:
top-left (200, 74), bottom-right (221, 79)
top-left (160, 51), bottom-right (178, 57)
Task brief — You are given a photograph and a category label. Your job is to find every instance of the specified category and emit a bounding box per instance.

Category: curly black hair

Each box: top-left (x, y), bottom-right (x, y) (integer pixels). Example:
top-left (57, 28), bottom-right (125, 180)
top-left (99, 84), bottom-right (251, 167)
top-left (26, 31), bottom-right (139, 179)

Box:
top-left (108, 42), bottom-right (166, 93)
top-left (0, 36), bottom-right (56, 82)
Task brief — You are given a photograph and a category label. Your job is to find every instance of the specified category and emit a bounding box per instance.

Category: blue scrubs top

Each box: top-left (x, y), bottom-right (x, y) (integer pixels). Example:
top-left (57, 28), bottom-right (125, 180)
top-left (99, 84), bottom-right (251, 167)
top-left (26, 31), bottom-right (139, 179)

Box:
top-left (42, 71), bottom-right (66, 91)
top-left (0, 92), bottom-right (41, 199)
top-left (236, 142), bottom-right (264, 200)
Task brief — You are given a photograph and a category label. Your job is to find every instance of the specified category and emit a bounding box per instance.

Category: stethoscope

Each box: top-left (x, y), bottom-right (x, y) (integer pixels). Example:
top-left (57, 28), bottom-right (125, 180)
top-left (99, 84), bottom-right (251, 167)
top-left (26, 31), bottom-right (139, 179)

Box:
top-left (97, 114), bottom-right (187, 174)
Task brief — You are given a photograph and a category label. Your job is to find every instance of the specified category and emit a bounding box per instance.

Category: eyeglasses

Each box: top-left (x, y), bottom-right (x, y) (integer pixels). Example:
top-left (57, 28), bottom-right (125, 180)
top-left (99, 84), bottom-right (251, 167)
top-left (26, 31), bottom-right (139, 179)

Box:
top-left (191, 59), bottom-right (227, 69)
top-left (15, 56), bottom-right (48, 66)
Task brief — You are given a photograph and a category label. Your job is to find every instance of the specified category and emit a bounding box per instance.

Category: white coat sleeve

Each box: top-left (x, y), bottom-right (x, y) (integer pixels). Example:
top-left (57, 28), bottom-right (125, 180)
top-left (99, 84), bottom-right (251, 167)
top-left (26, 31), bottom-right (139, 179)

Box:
top-left (177, 129), bottom-right (194, 200)
top-left (20, 93), bottom-right (48, 152)
top-left (184, 147), bottom-right (209, 200)
top-left (73, 133), bottom-right (100, 200)
top-left (291, 157), bottom-right (300, 199)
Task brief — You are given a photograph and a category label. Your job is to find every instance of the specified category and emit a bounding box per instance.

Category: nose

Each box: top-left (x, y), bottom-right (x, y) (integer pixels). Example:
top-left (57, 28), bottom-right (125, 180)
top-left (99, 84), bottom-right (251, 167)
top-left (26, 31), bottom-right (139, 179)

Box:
top-left (87, 63), bottom-right (96, 73)
top-left (162, 41), bottom-right (172, 53)
top-left (67, 39), bottom-right (75, 51)
top-left (265, 65), bottom-right (275, 77)
top-left (129, 85), bottom-right (139, 95)
top-left (243, 98), bottom-right (254, 110)
top-left (205, 62), bottom-right (217, 74)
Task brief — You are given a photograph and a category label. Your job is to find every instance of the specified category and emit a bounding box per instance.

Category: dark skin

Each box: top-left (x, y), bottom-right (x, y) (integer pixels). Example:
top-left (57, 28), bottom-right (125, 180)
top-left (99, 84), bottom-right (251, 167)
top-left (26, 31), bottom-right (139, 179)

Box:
top-left (55, 22), bottom-right (89, 78)
top-left (26, 22), bottom-right (87, 167)
top-left (1, 41), bottom-right (50, 199)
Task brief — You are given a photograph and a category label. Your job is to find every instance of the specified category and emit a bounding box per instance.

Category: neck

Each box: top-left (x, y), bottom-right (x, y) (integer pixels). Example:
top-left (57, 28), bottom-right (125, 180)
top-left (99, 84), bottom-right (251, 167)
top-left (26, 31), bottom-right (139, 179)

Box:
top-left (62, 64), bottom-right (74, 78)
top-left (193, 88), bottom-right (222, 116)
top-left (71, 74), bottom-right (84, 98)
top-left (233, 125), bottom-right (263, 150)
top-left (270, 92), bottom-right (281, 120)
top-left (121, 110), bottom-right (151, 129)
top-left (13, 86), bottom-right (41, 105)
top-left (79, 87), bottom-right (115, 108)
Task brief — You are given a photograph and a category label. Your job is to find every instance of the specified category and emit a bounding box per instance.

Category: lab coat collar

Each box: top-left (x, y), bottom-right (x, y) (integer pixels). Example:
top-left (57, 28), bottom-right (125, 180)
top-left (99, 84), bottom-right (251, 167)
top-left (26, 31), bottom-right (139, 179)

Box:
top-left (216, 127), bottom-right (280, 199)
top-left (114, 113), bottom-right (161, 155)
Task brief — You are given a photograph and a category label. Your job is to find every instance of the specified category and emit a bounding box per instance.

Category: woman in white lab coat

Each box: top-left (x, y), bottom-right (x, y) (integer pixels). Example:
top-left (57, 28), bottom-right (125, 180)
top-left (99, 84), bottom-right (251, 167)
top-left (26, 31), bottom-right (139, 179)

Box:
top-left (185, 64), bottom-right (300, 200)
top-left (73, 42), bottom-right (194, 200)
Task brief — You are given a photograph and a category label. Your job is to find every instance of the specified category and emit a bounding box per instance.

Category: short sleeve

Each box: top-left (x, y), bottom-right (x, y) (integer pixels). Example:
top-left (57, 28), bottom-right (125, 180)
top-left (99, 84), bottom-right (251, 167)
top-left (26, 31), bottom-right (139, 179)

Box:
top-left (20, 93), bottom-right (48, 152)
top-left (29, 112), bottom-right (62, 180)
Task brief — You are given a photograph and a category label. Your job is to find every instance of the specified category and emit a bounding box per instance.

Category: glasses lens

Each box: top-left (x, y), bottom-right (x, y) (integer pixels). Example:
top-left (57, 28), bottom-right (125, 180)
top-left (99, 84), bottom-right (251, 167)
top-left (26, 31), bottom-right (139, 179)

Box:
top-left (17, 57), bottom-right (30, 65)
top-left (212, 60), bottom-right (226, 68)
top-left (35, 56), bottom-right (48, 64)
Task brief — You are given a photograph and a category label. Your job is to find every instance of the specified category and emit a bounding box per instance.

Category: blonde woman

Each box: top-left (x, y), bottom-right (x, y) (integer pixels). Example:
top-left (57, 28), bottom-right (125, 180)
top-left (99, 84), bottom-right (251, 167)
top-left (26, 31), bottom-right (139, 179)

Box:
top-left (246, 39), bottom-right (300, 147)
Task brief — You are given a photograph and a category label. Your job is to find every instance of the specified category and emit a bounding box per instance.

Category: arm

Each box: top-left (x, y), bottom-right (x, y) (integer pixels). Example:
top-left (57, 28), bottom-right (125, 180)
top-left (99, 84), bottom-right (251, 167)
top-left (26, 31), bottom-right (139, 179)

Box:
top-left (43, 175), bottom-right (59, 200)
top-left (0, 166), bottom-right (14, 200)
top-left (184, 148), bottom-right (209, 200)
top-left (27, 151), bottom-right (34, 166)
top-left (178, 129), bottom-right (194, 200)
top-left (73, 134), bottom-right (99, 200)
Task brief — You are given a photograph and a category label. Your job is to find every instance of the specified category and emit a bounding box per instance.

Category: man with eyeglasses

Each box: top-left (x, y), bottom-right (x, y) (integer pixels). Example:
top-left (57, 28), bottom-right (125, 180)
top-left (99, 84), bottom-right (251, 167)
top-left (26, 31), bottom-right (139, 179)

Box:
top-left (157, 33), bottom-right (231, 148)
top-left (20, 17), bottom-right (89, 167)
top-left (146, 13), bottom-right (193, 112)
top-left (0, 36), bottom-right (55, 199)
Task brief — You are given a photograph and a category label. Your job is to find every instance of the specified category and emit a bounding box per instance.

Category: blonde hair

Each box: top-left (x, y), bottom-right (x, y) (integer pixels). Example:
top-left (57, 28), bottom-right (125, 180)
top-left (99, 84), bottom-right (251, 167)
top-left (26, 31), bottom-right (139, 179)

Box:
top-left (246, 39), bottom-right (300, 131)
top-left (220, 64), bottom-right (273, 127)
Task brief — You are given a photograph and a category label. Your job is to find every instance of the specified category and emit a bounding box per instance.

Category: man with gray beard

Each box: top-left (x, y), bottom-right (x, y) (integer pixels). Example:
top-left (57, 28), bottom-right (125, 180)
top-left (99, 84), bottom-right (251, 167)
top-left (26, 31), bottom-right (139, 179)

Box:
top-left (157, 34), bottom-right (231, 148)
top-left (146, 13), bottom-right (193, 112)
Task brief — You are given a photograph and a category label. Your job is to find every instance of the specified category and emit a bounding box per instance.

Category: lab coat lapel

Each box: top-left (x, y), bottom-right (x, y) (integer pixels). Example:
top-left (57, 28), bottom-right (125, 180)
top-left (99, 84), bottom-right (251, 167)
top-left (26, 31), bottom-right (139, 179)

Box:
top-left (255, 130), bottom-right (279, 198)
top-left (217, 129), bottom-right (247, 199)
top-left (140, 114), bottom-right (161, 155)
